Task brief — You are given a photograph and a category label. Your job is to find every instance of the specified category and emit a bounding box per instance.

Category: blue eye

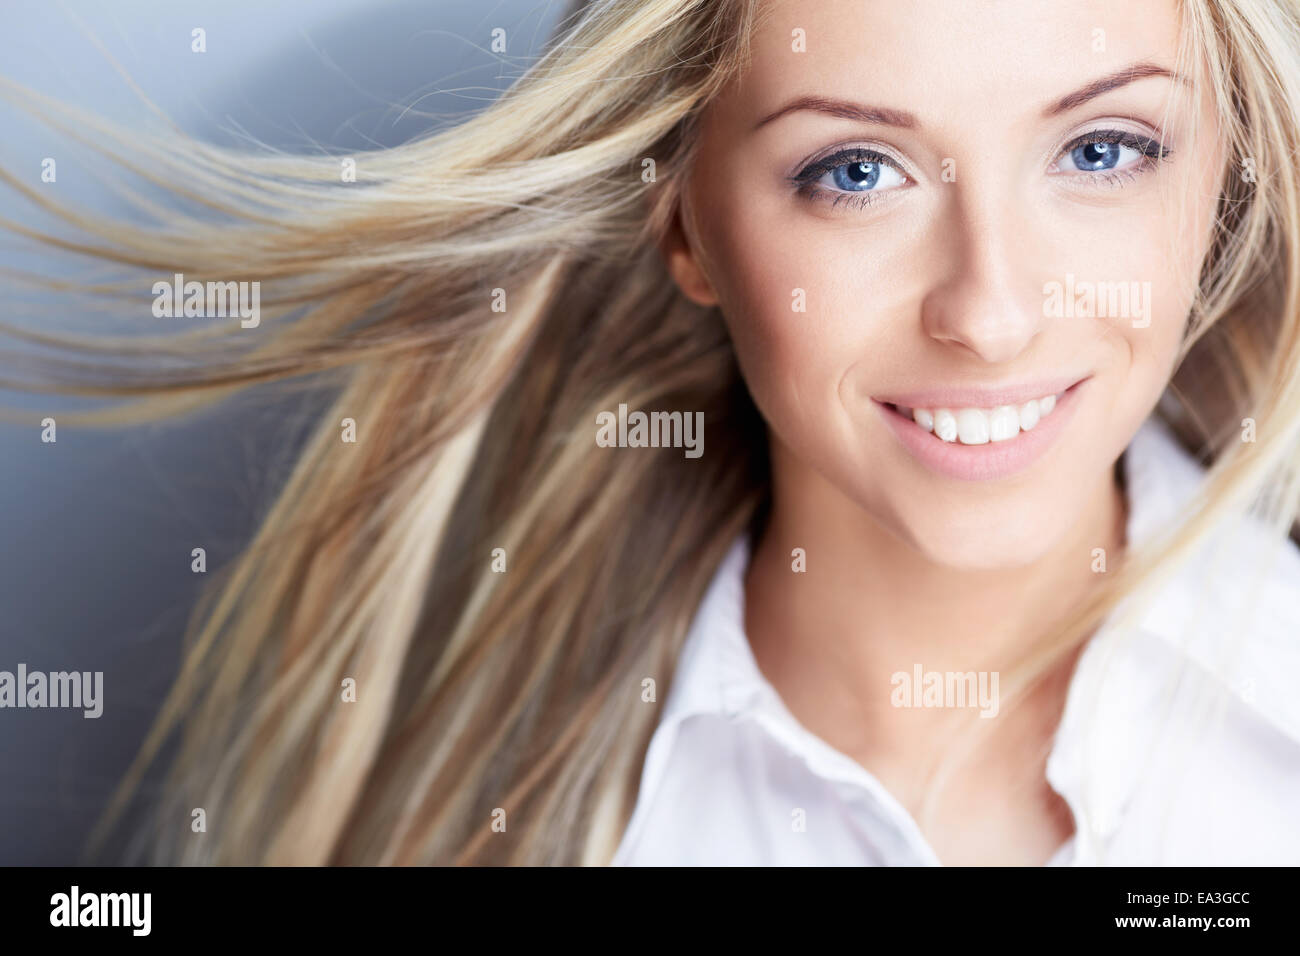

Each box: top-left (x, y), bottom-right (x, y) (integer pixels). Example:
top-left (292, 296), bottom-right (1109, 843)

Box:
top-left (793, 148), bottom-right (909, 198)
top-left (1069, 141), bottom-right (1124, 171)
top-left (1055, 130), bottom-right (1168, 175)
top-left (832, 160), bottom-right (884, 190)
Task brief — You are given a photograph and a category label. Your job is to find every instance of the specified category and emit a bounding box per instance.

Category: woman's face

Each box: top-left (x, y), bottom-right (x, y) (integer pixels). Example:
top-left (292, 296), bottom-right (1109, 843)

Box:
top-left (664, 0), bottom-right (1226, 569)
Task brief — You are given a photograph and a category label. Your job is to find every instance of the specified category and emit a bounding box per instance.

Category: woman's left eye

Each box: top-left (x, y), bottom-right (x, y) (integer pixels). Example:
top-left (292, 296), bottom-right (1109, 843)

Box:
top-left (1053, 130), bottom-right (1168, 175)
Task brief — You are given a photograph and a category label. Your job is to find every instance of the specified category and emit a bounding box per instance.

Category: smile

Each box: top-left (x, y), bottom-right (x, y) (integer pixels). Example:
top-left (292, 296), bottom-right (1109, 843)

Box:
top-left (872, 378), bottom-right (1089, 481)
top-left (888, 391), bottom-right (1062, 445)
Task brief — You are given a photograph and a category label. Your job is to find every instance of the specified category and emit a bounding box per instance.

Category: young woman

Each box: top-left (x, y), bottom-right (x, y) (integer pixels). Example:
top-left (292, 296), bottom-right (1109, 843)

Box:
top-left (5, 0), bottom-right (1300, 865)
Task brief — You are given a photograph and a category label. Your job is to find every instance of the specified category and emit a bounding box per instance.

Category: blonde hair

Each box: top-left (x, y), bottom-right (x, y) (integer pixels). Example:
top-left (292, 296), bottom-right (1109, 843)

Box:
top-left (2, 0), bottom-right (1298, 865)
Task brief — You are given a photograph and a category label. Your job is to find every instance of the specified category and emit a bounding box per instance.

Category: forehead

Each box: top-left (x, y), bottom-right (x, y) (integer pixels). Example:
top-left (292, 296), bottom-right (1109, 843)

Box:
top-left (722, 0), bottom-right (1186, 128)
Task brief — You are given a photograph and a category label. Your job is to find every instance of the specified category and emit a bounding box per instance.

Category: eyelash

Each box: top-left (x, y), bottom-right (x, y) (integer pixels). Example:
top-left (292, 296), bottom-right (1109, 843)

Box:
top-left (1057, 128), bottom-right (1171, 175)
top-left (788, 147), bottom-right (896, 209)
top-left (788, 129), bottom-right (1173, 209)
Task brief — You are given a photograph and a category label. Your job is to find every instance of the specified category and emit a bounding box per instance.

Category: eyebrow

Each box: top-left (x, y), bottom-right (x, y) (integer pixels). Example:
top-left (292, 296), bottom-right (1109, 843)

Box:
top-left (752, 61), bottom-right (1190, 131)
top-left (1045, 62), bottom-right (1189, 115)
top-left (754, 95), bottom-right (918, 131)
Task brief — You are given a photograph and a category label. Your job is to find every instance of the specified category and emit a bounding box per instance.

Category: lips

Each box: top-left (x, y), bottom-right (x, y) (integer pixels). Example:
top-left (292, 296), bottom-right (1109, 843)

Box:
top-left (872, 376), bottom-right (1090, 481)
top-left (873, 375), bottom-right (1086, 411)
top-left (888, 391), bottom-right (1061, 445)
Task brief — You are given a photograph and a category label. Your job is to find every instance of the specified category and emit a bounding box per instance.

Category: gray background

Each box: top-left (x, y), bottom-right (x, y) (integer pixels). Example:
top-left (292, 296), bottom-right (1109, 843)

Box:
top-left (0, 0), bottom-right (563, 864)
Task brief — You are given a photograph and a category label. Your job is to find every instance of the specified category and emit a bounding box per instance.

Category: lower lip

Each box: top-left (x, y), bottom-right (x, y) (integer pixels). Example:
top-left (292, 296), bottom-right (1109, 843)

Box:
top-left (873, 380), bottom-right (1088, 482)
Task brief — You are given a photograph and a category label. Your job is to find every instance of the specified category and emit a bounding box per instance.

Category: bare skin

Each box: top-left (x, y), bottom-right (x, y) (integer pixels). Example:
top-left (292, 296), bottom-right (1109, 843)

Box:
top-left (661, 0), bottom-right (1224, 864)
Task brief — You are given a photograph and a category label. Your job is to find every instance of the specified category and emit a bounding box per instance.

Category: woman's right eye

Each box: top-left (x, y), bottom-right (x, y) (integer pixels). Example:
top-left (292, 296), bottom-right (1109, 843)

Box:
top-left (822, 157), bottom-right (908, 193)
top-left (793, 148), bottom-right (911, 201)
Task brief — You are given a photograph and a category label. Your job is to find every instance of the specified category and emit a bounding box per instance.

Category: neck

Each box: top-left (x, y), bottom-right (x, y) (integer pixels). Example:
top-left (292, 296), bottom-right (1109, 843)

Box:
top-left (744, 436), bottom-right (1128, 773)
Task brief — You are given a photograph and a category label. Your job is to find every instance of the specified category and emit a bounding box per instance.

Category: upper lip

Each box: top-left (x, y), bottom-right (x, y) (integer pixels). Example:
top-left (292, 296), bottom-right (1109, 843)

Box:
top-left (874, 374), bottom-right (1089, 410)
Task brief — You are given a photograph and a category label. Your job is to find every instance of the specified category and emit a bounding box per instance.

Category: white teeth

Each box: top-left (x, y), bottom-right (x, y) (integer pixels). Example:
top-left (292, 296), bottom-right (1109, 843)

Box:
top-left (933, 409), bottom-right (958, 442)
top-left (900, 392), bottom-right (1063, 444)
top-left (988, 405), bottom-right (1019, 442)
top-left (955, 408), bottom-right (990, 444)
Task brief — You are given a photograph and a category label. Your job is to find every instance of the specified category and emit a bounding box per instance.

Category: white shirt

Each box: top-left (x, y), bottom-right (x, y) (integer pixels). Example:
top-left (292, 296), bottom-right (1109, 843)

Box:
top-left (612, 416), bottom-right (1300, 865)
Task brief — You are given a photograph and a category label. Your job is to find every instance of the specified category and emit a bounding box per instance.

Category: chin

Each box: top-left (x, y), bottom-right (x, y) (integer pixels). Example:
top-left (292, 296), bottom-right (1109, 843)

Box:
top-left (890, 501), bottom-right (1069, 571)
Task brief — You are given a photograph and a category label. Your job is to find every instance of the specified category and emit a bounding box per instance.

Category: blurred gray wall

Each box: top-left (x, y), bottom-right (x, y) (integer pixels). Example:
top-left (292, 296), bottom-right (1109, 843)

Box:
top-left (0, 0), bottom-right (564, 864)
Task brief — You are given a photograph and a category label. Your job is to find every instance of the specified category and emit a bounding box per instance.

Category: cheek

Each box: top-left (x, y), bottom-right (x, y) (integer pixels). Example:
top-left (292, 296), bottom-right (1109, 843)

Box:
top-left (695, 194), bottom-right (896, 441)
top-left (1066, 164), bottom-right (1221, 408)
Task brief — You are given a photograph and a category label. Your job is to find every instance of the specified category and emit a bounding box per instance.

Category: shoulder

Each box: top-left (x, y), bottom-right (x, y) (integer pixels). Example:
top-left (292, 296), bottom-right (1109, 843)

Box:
top-left (1103, 417), bottom-right (1300, 862)
top-left (1122, 414), bottom-right (1300, 741)
top-left (1101, 636), bottom-right (1300, 864)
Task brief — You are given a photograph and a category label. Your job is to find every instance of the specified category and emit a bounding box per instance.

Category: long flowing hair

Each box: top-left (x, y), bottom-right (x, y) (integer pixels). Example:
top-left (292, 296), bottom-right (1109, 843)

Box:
top-left (2, 0), bottom-right (1298, 864)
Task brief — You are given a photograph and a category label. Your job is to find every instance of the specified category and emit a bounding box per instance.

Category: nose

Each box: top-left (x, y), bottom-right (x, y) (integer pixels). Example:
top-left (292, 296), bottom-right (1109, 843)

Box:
top-left (919, 193), bottom-right (1047, 365)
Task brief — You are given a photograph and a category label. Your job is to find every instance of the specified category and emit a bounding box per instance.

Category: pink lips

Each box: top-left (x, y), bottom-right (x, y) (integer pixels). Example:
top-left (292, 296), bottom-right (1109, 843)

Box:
top-left (874, 375), bottom-right (1087, 411)
top-left (873, 377), bottom-right (1089, 481)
